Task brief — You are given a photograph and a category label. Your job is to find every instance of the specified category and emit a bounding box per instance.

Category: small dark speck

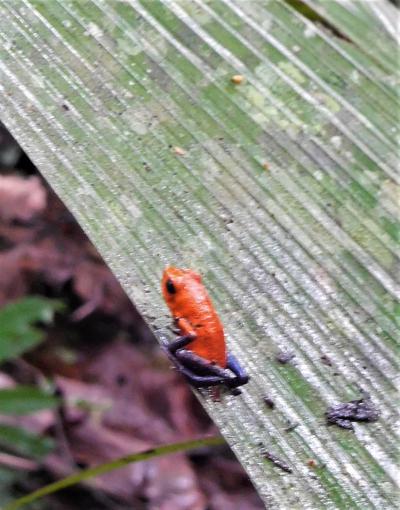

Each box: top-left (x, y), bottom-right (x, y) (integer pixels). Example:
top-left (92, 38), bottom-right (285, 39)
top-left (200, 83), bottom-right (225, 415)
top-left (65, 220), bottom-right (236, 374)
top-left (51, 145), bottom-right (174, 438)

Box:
top-left (116, 374), bottom-right (128, 386)
top-left (284, 421), bottom-right (299, 432)
top-left (263, 396), bottom-right (275, 409)
top-left (320, 354), bottom-right (333, 366)
top-left (61, 103), bottom-right (70, 111)
top-left (53, 386), bottom-right (64, 398)
top-left (275, 350), bottom-right (295, 364)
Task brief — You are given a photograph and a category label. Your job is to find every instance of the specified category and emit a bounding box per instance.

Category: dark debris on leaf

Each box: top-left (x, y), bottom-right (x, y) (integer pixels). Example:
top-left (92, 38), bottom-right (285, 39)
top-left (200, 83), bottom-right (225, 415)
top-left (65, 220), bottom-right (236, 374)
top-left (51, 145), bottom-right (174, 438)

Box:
top-left (320, 354), bottom-right (333, 366)
top-left (275, 350), bottom-right (295, 364)
top-left (262, 450), bottom-right (292, 474)
top-left (325, 395), bottom-right (380, 430)
top-left (263, 396), bottom-right (275, 409)
top-left (284, 421), bottom-right (299, 433)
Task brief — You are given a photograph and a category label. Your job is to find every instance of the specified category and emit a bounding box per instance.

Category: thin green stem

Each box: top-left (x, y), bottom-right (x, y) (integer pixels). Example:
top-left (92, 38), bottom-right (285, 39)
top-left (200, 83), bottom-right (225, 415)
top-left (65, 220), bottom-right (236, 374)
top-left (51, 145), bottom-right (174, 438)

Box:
top-left (3, 436), bottom-right (224, 510)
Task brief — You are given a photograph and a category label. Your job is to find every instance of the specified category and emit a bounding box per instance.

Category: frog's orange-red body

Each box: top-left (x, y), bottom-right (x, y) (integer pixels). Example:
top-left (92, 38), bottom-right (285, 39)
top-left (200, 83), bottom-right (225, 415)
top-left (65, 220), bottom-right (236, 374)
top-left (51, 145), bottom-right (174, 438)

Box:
top-left (162, 267), bottom-right (226, 368)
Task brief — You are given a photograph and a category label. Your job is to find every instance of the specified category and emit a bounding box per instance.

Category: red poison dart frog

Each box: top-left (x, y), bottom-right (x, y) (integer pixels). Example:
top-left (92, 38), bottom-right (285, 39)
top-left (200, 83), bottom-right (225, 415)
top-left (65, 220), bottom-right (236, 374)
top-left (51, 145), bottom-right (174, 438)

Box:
top-left (161, 267), bottom-right (249, 395)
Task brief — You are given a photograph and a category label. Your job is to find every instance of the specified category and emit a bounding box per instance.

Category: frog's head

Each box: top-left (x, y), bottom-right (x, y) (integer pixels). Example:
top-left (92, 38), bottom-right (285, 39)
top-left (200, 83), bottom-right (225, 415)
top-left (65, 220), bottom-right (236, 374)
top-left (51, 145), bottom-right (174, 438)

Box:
top-left (161, 266), bottom-right (202, 310)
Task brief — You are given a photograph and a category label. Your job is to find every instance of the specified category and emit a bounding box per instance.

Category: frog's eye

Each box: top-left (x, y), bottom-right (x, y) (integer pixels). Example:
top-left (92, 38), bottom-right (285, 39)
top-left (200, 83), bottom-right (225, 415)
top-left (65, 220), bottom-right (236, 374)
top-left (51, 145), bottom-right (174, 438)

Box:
top-left (165, 278), bottom-right (176, 294)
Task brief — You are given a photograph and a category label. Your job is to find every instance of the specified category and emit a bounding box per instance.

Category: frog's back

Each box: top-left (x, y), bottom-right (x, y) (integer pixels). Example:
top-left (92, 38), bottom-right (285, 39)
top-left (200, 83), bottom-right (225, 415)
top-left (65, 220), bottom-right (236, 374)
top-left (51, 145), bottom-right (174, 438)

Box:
top-left (162, 267), bottom-right (227, 368)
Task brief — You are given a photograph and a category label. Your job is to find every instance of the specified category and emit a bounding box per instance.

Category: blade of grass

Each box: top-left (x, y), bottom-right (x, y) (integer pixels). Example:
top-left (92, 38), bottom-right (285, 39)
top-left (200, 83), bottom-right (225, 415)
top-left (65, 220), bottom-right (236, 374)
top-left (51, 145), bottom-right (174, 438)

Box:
top-left (3, 436), bottom-right (224, 510)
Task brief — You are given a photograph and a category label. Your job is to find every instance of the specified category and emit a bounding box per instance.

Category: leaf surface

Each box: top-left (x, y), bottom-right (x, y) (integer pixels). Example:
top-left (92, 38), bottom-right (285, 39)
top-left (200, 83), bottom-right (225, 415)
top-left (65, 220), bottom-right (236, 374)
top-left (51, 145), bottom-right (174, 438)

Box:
top-left (0, 1), bottom-right (398, 507)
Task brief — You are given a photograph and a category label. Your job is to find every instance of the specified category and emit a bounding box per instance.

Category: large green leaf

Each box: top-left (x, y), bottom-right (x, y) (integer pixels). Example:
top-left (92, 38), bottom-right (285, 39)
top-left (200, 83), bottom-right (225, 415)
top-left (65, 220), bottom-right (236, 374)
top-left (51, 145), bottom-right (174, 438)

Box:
top-left (0, 1), bottom-right (398, 508)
